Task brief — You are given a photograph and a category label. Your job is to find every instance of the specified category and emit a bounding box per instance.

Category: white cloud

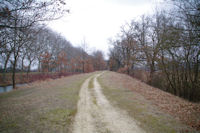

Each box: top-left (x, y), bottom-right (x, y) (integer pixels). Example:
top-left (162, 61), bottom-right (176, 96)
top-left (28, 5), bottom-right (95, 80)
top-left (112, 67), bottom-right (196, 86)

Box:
top-left (48, 0), bottom-right (163, 59)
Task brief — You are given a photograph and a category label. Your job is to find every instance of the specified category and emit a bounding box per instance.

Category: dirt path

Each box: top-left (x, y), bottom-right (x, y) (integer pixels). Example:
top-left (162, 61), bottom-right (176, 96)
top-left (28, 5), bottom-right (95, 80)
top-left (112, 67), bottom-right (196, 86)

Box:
top-left (72, 73), bottom-right (145, 133)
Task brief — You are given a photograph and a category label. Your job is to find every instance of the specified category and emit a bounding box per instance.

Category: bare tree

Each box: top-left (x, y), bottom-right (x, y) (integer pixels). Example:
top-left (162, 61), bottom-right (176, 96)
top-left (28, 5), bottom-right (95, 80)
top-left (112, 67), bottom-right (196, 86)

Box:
top-left (80, 39), bottom-right (88, 73)
top-left (108, 0), bottom-right (200, 101)
top-left (0, 0), bottom-right (68, 88)
top-left (92, 50), bottom-right (106, 71)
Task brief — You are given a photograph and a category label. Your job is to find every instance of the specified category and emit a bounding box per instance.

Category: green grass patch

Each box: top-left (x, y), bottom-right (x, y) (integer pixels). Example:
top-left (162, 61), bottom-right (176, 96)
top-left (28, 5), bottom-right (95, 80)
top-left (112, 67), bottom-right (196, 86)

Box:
top-left (40, 108), bottom-right (76, 126)
top-left (88, 77), bottom-right (94, 89)
top-left (92, 96), bottom-right (97, 105)
top-left (88, 77), bottom-right (98, 105)
top-left (143, 114), bottom-right (176, 133)
top-left (0, 87), bottom-right (35, 100)
top-left (0, 119), bottom-right (19, 132)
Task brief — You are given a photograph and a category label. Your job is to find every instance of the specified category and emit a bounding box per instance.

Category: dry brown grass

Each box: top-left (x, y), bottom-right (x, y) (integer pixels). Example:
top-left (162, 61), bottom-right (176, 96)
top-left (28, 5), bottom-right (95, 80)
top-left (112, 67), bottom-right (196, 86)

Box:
top-left (133, 70), bottom-right (149, 82)
top-left (98, 71), bottom-right (199, 133)
top-left (0, 72), bottom-right (78, 86)
top-left (0, 72), bottom-right (94, 133)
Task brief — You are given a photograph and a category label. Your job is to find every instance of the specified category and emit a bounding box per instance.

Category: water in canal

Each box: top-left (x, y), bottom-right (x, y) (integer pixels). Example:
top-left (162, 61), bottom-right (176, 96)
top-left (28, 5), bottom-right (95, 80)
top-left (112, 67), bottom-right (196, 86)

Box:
top-left (0, 84), bottom-right (26, 93)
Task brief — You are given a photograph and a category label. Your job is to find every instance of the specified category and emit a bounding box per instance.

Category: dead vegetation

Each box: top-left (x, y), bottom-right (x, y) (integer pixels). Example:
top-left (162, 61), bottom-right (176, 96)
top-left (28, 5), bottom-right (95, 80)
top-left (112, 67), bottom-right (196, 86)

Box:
top-left (98, 71), bottom-right (200, 133)
top-left (0, 72), bottom-right (78, 86)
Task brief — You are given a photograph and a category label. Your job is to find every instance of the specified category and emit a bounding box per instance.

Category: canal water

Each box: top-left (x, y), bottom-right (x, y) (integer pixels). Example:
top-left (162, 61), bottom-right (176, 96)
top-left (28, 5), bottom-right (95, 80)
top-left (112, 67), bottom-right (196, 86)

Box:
top-left (0, 84), bottom-right (26, 93)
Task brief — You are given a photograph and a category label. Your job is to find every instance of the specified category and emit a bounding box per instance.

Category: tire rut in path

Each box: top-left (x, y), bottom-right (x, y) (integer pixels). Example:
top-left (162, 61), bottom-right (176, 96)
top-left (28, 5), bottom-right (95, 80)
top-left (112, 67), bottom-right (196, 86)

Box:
top-left (72, 76), bottom-right (95, 133)
top-left (72, 73), bottom-right (145, 133)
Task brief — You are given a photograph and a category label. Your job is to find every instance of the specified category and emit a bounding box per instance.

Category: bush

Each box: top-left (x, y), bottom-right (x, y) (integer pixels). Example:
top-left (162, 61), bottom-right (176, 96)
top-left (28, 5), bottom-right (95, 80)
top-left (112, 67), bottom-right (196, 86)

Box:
top-left (117, 66), bottom-right (129, 74)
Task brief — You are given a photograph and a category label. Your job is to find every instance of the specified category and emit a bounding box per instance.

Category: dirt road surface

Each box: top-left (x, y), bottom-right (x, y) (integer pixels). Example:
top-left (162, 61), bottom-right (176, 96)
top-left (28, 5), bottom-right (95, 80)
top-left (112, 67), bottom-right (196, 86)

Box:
top-left (72, 73), bottom-right (145, 133)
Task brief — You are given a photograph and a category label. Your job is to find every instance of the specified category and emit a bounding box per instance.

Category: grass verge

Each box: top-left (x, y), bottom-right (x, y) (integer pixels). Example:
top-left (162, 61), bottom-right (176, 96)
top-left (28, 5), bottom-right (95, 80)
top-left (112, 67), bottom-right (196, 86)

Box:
top-left (0, 72), bottom-right (93, 133)
top-left (88, 77), bottom-right (97, 105)
top-left (98, 71), bottom-right (197, 133)
top-left (88, 77), bottom-right (94, 89)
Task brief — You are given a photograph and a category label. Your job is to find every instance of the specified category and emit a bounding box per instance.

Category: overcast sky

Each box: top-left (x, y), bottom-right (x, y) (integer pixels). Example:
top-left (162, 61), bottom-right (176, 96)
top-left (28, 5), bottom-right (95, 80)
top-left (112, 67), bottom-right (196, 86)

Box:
top-left (48, 0), bottom-right (164, 59)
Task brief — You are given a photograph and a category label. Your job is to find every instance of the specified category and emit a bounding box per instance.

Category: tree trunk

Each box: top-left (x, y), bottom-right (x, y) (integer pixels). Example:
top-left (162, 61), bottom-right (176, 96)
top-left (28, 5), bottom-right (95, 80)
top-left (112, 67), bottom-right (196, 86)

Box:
top-left (82, 62), bottom-right (85, 73)
top-left (12, 19), bottom-right (17, 89)
top-left (3, 60), bottom-right (8, 83)
top-left (149, 70), bottom-right (154, 85)
top-left (12, 58), bottom-right (17, 89)
top-left (148, 61), bottom-right (155, 85)
top-left (2, 53), bottom-right (11, 83)
top-left (26, 60), bottom-right (33, 81)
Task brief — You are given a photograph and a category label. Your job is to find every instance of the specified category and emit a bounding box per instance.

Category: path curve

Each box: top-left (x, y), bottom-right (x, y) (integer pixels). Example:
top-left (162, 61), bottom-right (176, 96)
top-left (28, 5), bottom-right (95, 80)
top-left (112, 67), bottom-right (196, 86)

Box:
top-left (72, 73), bottom-right (145, 133)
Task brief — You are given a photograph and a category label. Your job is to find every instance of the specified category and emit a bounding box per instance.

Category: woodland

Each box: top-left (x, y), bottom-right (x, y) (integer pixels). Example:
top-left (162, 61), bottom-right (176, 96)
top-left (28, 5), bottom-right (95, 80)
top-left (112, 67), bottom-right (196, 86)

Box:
top-left (0, 0), bottom-right (106, 88)
top-left (108, 0), bottom-right (200, 101)
top-left (0, 0), bottom-right (199, 102)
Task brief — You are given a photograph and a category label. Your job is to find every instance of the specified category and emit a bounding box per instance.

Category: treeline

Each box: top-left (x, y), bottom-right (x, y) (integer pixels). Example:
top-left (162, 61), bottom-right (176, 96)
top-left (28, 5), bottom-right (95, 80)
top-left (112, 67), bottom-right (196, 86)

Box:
top-left (29, 27), bottom-right (106, 74)
top-left (0, 0), bottom-right (106, 88)
top-left (109, 0), bottom-right (200, 101)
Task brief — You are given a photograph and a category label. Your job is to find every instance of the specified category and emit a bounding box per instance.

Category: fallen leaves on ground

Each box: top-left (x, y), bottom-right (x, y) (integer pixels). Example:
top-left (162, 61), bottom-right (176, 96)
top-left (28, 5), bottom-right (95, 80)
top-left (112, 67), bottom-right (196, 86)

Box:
top-left (112, 72), bottom-right (200, 131)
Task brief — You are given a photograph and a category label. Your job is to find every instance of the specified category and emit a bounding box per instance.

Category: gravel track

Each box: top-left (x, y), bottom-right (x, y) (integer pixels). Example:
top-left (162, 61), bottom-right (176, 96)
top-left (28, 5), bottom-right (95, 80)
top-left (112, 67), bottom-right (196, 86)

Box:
top-left (72, 73), bottom-right (145, 133)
